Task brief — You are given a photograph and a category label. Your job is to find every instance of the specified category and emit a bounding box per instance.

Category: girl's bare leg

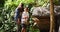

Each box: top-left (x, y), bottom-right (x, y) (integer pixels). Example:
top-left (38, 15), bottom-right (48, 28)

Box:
top-left (21, 28), bottom-right (26, 32)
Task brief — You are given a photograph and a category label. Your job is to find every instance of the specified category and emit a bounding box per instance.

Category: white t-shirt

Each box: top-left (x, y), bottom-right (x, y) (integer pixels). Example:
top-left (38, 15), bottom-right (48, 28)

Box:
top-left (21, 11), bottom-right (29, 24)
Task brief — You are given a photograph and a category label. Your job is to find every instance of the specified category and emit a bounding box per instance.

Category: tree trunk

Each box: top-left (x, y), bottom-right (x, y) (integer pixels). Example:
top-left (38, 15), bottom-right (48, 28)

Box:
top-left (50, 0), bottom-right (55, 32)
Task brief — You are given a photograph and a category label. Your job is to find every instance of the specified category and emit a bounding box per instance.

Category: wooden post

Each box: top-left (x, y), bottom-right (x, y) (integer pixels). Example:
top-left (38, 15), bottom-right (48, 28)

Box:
top-left (50, 0), bottom-right (55, 32)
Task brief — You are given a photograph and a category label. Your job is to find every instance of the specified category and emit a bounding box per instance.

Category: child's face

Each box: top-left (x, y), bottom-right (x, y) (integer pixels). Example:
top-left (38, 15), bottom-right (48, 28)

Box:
top-left (24, 8), bottom-right (29, 12)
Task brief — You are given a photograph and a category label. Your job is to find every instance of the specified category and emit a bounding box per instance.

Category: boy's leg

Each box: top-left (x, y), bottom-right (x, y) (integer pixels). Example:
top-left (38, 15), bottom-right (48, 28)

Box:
top-left (17, 25), bottom-right (21, 32)
top-left (16, 19), bottom-right (21, 32)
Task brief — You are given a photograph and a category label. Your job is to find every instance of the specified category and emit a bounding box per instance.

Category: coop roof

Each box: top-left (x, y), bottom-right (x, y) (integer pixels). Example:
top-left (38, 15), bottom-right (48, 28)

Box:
top-left (31, 6), bottom-right (60, 16)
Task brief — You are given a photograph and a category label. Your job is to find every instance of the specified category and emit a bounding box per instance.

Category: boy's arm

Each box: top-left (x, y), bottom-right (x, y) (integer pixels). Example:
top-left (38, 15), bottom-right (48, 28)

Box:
top-left (14, 8), bottom-right (18, 21)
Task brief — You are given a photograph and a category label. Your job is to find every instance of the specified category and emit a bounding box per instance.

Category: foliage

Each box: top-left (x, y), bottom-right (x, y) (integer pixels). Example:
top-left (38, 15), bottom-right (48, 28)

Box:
top-left (0, 0), bottom-right (5, 7)
top-left (54, 0), bottom-right (60, 5)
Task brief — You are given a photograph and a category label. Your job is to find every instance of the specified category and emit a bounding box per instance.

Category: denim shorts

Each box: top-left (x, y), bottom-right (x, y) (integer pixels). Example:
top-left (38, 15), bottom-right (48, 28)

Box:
top-left (21, 24), bottom-right (26, 28)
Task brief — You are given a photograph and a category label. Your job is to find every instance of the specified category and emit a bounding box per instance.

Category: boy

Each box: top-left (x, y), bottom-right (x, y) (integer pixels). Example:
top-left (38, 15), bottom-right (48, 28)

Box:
top-left (14, 3), bottom-right (24, 32)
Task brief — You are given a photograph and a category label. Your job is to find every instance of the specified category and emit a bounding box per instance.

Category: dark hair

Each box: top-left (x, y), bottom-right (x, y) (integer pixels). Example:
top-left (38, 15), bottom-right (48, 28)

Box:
top-left (17, 3), bottom-right (24, 12)
top-left (25, 6), bottom-right (29, 10)
top-left (20, 3), bottom-right (24, 7)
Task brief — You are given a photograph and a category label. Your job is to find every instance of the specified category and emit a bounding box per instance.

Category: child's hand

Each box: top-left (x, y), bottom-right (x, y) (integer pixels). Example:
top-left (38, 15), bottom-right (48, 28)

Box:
top-left (24, 16), bottom-right (28, 19)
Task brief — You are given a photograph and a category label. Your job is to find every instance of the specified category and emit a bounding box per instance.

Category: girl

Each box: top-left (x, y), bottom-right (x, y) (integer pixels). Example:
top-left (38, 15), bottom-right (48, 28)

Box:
top-left (21, 7), bottom-right (29, 32)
